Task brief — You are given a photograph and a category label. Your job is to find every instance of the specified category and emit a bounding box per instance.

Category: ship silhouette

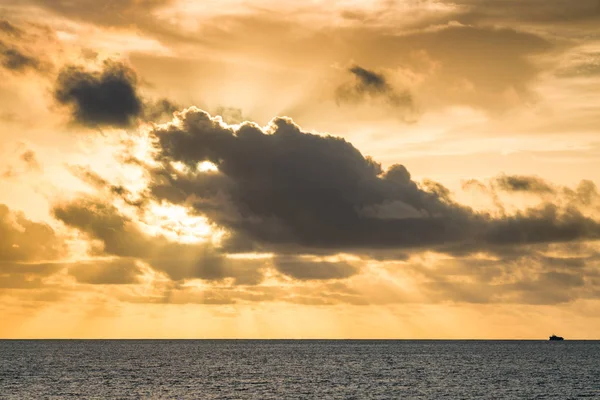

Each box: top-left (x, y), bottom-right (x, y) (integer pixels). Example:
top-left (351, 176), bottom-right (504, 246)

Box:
top-left (549, 335), bottom-right (564, 341)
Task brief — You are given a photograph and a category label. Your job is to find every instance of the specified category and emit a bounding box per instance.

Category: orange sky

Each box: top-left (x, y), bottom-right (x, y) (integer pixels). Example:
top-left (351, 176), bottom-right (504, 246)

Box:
top-left (1, 0), bottom-right (600, 339)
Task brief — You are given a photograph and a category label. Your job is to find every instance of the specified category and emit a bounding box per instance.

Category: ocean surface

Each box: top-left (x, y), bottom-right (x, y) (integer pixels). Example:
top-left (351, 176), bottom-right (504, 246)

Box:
top-left (0, 340), bottom-right (598, 399)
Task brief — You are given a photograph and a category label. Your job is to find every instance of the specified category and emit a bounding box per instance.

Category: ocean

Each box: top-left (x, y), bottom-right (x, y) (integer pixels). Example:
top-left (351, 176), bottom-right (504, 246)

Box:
top-left (0, 340), bottom-right (598, 399)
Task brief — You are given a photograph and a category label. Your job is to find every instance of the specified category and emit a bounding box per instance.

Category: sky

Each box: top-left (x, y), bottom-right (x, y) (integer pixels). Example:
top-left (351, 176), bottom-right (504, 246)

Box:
top-left (1, 0), bottom-right (600, 339)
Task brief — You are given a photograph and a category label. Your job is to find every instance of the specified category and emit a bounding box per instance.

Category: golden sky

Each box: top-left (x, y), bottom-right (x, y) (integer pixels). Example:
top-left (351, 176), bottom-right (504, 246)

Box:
top-left (1, 0), bottom-right (600, 339)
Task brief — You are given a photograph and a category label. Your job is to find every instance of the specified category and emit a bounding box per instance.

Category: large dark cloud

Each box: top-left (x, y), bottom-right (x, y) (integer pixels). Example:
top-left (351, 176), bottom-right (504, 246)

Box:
top-left (149, 109), bottom-right (468, 250)
top-left (143, 108), bottom-right (600, 255)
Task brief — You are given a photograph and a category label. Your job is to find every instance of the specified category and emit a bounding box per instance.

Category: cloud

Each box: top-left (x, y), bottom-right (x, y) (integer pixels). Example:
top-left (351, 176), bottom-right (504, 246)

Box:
top-left (556, 52), bottom-right (600, 78)
top-left (1, 147), bottom-right (43, 179)
top-left (0, 204), bottom-right (67, 289)
top-left (149, 109), bottom-right (467, 250)
top-left (349, 66), bottom-right (387, 89)
top-left (146, 108), bottom-right (600, 255)
top-left (143, 98), bottom-right (180, 123)
top-left (494, 175), bottom-right (555, 194)
top-left (110, 243), bottom-right (600, 306)
top-left (336, 65), bottom-right (414, 111)
top-left (414, 248), bottom-right (600, 305)
top-left (467, 175), bottom-right (600, 211)
top-left (0, 204), bottom-right (66, 263)
top-left (0, 20), bottom-right (22, 37)
top-left (456, 0), bottom-right (600, 25)
top-left (19, 150), bottom-right (41, 172)
top-left (214, 107), bottom-right (248, 125)
top-left (2, 1), bottom-right (600, 312)
top-left (0, 261), bottom-right (63, 289)
top-left (52, 196), bottom-right (266, 284)
top-left (274, 257), bottom-right (360, 280)
top-left (18, 3), bottom-right (559, 115)
top-left (28, 0), bottom-right (173, 28)
top-left (67, 259), bottom-right (143, 285)
top-left (54, 60), bottom-right (143, 128)
top-left (25, 0), bottom-right (196, 47)
top-left (0, 41), bottom-right (41, 72)
top-left (170, 13), bottom-right (553, 112)
top-left (54, 60), bottom-right (182, 129)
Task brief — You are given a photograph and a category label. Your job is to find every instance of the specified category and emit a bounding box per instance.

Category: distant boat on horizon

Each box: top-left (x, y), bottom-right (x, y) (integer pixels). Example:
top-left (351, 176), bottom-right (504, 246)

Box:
top-left (549, 335), bottom-right (564, 341)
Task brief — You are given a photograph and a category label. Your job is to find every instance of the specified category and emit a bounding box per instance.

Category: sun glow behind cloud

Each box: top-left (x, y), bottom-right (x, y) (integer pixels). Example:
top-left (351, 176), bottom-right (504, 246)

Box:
top-left (141, 202), bottom-right (219, 244)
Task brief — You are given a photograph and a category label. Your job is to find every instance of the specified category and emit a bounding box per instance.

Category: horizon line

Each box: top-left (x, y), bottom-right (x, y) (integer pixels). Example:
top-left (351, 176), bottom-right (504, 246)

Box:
top-left (1, 338), bottom-right (598, 341)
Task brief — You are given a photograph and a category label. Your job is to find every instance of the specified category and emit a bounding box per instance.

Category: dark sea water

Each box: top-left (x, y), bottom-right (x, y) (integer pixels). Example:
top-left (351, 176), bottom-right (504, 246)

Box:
top-left (0, 340), bottom-right (598, 399)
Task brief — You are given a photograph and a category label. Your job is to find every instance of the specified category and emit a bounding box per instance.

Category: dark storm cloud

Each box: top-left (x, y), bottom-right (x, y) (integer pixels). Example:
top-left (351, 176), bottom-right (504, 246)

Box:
top-left (336, 65), bottom-right (413, 110)
top-left (494, 175), bottom-right (555, 194)
top-left (274, 257), bottom-right (360, 281)
top-left (52, 196), bottom-right (265, 284)
top-left (146, 108), bottom-right (600, 254)
top-left (150, 109), bottom-right (469, 250)
top-left (54, 61), bottom-right (143, 128)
